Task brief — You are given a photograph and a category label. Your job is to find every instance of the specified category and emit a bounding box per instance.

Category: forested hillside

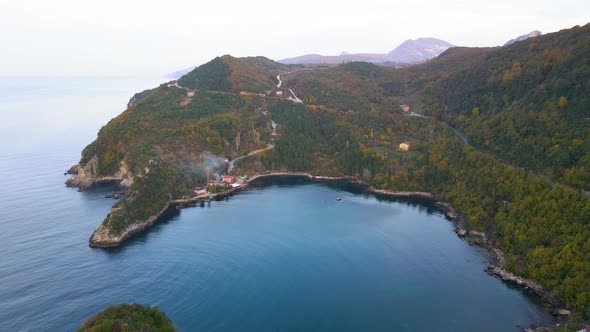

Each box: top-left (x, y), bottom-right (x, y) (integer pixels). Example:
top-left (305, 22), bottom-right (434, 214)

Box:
top-left (71, 24), bottom-right (590, 323)
top-left (402, 24), bottom-right (590, 190)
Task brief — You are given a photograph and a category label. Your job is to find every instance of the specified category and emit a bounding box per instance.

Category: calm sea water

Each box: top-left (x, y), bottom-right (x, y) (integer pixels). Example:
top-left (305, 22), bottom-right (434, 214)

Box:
top-left (0, 76), bottom-right (553, 331)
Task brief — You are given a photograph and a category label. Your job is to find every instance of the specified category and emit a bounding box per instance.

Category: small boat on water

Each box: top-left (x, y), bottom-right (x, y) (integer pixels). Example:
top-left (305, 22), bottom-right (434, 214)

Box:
top-left (336, 197), bottom-right (342, 201)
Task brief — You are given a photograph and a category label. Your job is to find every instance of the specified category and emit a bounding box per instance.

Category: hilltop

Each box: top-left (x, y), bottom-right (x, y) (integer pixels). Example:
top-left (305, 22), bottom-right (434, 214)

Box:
top-left (178, 55), bottom-right (295, 92)
top-left (504, 30), bottom-right (542, 46)
top-left (68, 23), bottom-right (590, 324)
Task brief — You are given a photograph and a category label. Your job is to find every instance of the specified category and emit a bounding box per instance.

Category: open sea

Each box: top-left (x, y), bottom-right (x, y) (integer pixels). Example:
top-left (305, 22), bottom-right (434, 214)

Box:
top-left (0, 76), bottom-right (553, 331)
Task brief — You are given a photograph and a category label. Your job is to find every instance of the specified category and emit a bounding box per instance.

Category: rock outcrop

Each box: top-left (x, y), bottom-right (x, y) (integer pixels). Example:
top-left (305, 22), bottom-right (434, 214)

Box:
top-left (66, 156), bottom-right (133, 191)
top-left (486, 265), bottom-right (557, 306)
top-left (89, 202), bottom-right (172, 248)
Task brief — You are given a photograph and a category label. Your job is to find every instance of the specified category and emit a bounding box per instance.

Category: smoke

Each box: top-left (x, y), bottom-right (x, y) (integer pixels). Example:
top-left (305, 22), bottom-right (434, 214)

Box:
top-left (199, 151), bottom-right (227, 180)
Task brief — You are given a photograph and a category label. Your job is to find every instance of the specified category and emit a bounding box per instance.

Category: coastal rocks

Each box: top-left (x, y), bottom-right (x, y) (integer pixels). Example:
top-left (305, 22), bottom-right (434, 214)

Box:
top-left (434, 202), bottom-right (460, 221)
top-left (65, 156), bottom-right (133, 191)
top-left (468, 230), bottom-right (487, 244)
top-left (486, 265), bottom-right (557, 306)
top-left (104, 192), bottom-right (124, 199)
top-left (66, 164), bottom-right (79, 175)
top-left (89, 202), bottom-right (172, 248)
top-left (523, 326), bottom-right (554, 332)
top-left (371, 189), bottom-right (435, 199)
top-left (433, 202), bottom-right (473, 240)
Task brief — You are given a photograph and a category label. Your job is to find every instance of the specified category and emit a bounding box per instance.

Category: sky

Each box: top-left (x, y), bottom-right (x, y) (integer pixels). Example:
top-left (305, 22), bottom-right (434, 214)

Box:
top-left (0, 0), bottom-right (588, 76)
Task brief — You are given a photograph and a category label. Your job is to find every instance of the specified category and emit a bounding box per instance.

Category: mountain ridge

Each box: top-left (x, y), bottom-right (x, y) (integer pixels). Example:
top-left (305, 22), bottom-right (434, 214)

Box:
top-left (504, 30), bottom-right (542, 46)
top-left (279, 37), bottom-right (453, 65)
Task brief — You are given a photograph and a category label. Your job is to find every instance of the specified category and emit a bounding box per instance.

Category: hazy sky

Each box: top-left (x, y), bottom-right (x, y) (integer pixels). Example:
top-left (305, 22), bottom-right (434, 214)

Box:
top-left (1, 0), bottom-right (588, 76)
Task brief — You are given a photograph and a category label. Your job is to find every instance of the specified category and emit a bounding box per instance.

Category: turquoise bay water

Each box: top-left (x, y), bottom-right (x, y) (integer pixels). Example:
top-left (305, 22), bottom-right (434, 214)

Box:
top-left (0, 77), bottom-right (553, 331)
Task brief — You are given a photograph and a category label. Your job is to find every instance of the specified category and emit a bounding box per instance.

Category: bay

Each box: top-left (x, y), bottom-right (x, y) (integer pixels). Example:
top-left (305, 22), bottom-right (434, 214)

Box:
top-left (0, 76), bottom-right (553, 331)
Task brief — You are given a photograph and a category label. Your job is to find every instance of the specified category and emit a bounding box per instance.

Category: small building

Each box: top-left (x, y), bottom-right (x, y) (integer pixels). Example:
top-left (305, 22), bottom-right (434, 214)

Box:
top-left (400, 104), bottom-right (410, 112)
top-left (224, 158), bottom-right (229, 163)
top-left (194, 188), bottom-right (207, 195)
top-left (222, 175), bottom-right (235, 184)
top-left (271, 131), bottom-right (279, 137)
top-left (187, 90), bottom-right (195, 97)
top-left (276, 90), bottom-right (283, 96)
top-left (231, 183), bottom-right (241, 188)
top-left (207, 179), bottom-right (219, 186)
top-left (399, 142), bottom-right (410, 151)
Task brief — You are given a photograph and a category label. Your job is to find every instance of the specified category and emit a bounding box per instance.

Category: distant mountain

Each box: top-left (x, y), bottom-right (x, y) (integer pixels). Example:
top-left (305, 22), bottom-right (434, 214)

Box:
top-left (503, 30), bottom-right (542, 46)
top-left (279, 38), bottom-right (453, 65)
top-left (165, 66), bottom-right (195, 79)
top-left (387, 38), bottom-right (454, 63)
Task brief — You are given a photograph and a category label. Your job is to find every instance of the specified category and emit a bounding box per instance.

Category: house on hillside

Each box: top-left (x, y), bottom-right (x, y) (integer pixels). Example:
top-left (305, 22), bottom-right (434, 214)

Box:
top-left (271, 131), bottom-right (279, 137)
top-left (187, 90), bottom-right (195, 97)
top-left (222, 175), bottom-right (235, 184)
top-left (276, 90), bottom-right (283, 96)
top-left (400, 104), bottom-right (410, 112)
top-left (399, 142), bottom-right (410, 151)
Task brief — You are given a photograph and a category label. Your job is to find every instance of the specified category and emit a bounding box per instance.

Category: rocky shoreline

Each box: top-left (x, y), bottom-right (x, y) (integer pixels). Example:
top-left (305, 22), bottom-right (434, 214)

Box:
top-left (432, 202), bottom-right (564, 320)
top-left (89, 202), bottom-right (173, 248)
top-left (68, 170), bottom-right (565, 322)
top-left (65, 157), bottom-right (133, 191)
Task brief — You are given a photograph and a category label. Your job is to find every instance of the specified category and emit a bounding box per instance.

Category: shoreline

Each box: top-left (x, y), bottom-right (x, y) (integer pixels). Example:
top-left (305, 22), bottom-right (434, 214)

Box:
top-left (77, 171), bottom-right (564, 322)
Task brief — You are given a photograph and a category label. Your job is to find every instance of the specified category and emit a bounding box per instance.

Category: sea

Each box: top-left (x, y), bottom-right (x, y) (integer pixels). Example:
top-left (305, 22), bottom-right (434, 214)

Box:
top-left (0, 76), bottom-right (553, 331)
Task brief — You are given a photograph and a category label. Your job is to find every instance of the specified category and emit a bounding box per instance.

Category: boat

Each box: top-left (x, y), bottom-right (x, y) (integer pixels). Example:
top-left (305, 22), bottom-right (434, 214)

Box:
top-left (336, 197), bottom-right (342, 201)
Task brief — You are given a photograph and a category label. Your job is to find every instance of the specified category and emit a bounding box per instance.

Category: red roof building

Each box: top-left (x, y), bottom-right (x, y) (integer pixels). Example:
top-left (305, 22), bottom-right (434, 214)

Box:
top-left (221, 175), bottom-right (235, 184)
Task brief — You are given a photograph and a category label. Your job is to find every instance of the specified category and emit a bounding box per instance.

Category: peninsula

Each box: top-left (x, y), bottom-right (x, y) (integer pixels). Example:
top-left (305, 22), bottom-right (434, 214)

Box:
top-left (68, 24), bottom-right (590, 324)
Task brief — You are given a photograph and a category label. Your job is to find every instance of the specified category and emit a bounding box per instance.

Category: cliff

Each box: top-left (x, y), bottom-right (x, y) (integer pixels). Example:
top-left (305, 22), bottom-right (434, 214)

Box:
top-left (66, 156), bottom-right (133, 190)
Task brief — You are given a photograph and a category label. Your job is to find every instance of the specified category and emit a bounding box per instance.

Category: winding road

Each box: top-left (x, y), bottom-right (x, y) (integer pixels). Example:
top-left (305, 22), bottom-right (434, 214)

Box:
top-left (168, 82), bottom-right (190, 91)
top-left (169, 72), bottom-right (301, 174)
top-left (228, 144), bottom-right (274, 173)
top-left (277, 73), bottom-right (303, 104)
top-left (228, 108), bottom-right (279, 173)
top-left (404, 111), bottom-right (468, 144)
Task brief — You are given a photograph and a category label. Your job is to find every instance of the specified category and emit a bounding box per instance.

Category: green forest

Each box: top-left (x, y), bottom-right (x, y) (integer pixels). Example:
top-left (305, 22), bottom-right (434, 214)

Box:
top-left (76, 23), bottom-right (590, 323)
top-left (77, 303), bottom-right (176, 332)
